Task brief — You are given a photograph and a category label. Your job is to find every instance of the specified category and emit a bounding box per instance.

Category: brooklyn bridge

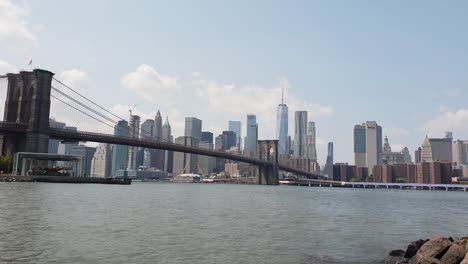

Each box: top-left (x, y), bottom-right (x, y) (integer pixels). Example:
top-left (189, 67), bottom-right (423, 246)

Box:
top-left (0, 69), bottom-right (324, 185)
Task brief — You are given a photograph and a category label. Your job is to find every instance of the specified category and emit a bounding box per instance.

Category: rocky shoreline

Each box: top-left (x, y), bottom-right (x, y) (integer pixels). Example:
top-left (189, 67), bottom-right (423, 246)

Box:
top-left (385, 235), bottom-right (468, 264)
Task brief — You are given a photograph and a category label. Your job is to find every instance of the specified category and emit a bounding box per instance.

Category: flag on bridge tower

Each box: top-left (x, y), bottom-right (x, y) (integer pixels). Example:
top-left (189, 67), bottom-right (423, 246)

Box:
top-left (28, 60), bottom-right (32, 66)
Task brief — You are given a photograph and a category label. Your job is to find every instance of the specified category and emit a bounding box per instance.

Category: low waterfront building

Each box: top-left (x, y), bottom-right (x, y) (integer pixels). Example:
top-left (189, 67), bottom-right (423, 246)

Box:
top-left (372, 162), bottom-right (452, 184)
top-left (332, 163), bottom-right (368, 182)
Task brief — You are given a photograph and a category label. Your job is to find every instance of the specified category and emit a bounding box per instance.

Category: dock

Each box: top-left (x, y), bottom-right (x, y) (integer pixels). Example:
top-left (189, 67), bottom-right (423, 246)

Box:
top-left (0, 175), bottom-right (132, 185)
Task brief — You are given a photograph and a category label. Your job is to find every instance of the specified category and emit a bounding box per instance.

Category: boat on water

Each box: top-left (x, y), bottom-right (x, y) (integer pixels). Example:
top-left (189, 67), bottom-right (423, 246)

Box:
top-left (173, 173), bottom-right (202, 183)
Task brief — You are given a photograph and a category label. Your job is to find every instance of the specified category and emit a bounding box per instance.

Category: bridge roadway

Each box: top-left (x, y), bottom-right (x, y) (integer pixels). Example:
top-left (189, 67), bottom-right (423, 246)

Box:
top-left (0, 122), bottom-right (322, 179)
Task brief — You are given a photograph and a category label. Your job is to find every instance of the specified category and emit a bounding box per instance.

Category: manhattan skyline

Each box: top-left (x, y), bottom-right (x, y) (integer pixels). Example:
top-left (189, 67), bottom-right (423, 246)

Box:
top-left (1, 0), bottom-right (468, 165)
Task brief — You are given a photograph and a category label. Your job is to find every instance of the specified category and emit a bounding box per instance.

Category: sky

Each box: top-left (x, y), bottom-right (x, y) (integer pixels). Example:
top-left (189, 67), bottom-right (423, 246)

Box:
top-left (1, 0), bottom-right (467, 165)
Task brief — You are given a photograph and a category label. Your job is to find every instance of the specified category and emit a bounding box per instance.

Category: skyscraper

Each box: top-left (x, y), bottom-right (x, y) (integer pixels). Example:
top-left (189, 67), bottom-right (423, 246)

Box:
top-left (245, 114), bottom-right (257, 156)
top-left (172, 136), bottom-right (200, 175)
top-left (228, 121), bottom-right (242, 148)
top-left (453, 140), bottom-right (468, 169)
top-left (325, 142), bottom-right (334, 178)
top-left (276, 88), bottom-right (288, 156)
top-left (307, 121), bottom-right (317, 161)
top-left (414, 147), bottom-right (422, 164)
top-left (179, 117), bottom-right (202, 174)
top-left (70, 145), bottom-right (96, 177)
top-left (222, 131), bottom-right (237, 151)
top-left (151, 110), bottom-right (165, 170)
top-left (140, 119), bottom-right (154, 139)
top-left (353, 121), bottom-right (382, 169)
top-left (90, 143), bottom-right (112, 177)
top-left (112, 120), bottom-right (129, 175)
top-left (127, 115), bottom-right (140, 170)
top-left (201, 132), bottom-right (214, 144)
top-left (139, 119), bottom-right (154, 168)
top-left (185, 117), bottom-right (202, 140)
top-left (162, 116), bottom-right (173, 173)
top-left (421, 135), bottom-right (452, 162)
top-left (294, 111), bottom-right (307, 157)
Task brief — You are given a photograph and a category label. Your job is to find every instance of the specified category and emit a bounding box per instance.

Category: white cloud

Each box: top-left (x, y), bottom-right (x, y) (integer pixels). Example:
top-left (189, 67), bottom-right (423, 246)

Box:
top-left (58, 69), bottom-right (92, 93)
top-left (422, 109), bottom-right (468, 138)
top-left (0, 0), bottom-right (38, 50)
top-left (0, 58), bottom-right (16, 74)
top-left (120, 64), bottom-right (180, 102)
top-left (192, 74), bottom-right (334, 140)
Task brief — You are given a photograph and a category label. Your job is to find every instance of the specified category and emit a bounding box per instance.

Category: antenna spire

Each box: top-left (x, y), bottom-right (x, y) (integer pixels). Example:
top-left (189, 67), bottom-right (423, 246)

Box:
top-left (281, 86), bottom-right (284, 104)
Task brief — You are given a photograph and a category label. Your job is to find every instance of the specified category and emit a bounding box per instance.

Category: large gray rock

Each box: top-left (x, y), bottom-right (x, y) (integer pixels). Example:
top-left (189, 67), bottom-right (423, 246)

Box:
top-left (405, 239), bottom-right (429, 259)
top-left (439, 244), bottom-right (467, 264)
top-left (460, 253), bottom-right (468, 264)
top-left (412, 236), bottom-right (452, 264)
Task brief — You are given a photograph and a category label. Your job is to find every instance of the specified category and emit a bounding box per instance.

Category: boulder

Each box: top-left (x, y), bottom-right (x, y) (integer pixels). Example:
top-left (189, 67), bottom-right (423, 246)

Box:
top-left (457, 238), bottom-right (468, 249)
top-left (460, 253), bottom-right (468, 264)
top-left (439, 244), bottom-right (467, 264)
top-left (405, 239), bottom-right (429, 259)
top-left (385, 250), bottom-right (406, 264)
top-left (412, 236), bottom-right (452, 264)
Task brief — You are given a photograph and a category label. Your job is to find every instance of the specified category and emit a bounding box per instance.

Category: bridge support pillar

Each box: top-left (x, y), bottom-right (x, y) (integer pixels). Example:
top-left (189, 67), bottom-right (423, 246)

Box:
top-left (256, 140), bottom-right (279, 185)
top-left (1, 69), bottom-right (54, 156)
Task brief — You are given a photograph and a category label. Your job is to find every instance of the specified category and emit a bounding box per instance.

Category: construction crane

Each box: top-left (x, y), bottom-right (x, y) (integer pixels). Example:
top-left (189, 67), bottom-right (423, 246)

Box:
top-left (128, 105), bottom-right (136, 121)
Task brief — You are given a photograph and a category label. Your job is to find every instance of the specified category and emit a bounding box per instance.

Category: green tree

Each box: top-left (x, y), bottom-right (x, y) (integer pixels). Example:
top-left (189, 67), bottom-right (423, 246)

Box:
top-left (0, 156), bottom-right (12, 174)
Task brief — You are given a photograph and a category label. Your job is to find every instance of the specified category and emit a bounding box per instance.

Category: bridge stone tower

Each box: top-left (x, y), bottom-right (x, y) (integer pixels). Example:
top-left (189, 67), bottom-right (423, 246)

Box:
top-left (257, 140), bottom-right (279, 185)
top-left (1, 69), bottom-right (54, 156)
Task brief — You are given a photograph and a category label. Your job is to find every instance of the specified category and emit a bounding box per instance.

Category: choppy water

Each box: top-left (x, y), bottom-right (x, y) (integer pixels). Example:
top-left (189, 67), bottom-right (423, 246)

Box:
top-left (0, 182), bottom-right (467, 264)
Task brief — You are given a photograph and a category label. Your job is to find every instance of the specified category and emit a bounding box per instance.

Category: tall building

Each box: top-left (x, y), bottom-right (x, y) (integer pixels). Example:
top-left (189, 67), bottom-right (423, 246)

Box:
top-left (162, 116), bottom-right (173, 173)
top-left (127, 115), bottom-right (140, 170)
top-left (401, 147), bottom-right (412, 164)
top-left (151, 110), bottom-right (165, 169)
top-left (140, 119), bottom-right (154, 168)
top-left (245, 114), bottom-right (257, 155)
top-left (90, 143), bottom-right (112, 177)
top-left (172, 136), bottom-right (200, 175)
top-left (185, 117), bottom-right (202, 140)
top-left (228, 121), bottom-right (242, 148)
top-left (421, 135), bottom-right (452, 162)
top-left (294, 111), bottom-right (307, 157)
top-left (198, 141), bottom-right (216, 175)
top-left (201, 132), bottom-right (213, 144)
top-left (140, 119), bottom-right (154, 139)
top-left (353, 121), bottom-right (382, 169)
top-left (48, 119), bottom-right (65, 154)
top-left (325, 142), bottom-right (334, 178)
top-left (307, 121), bottom-right (317, 161)
top-left (453, 140), bottom-right (468, 170)
top-left (69, 145), bottom-right (96, 177)
top-left (276, 89), bottom-right (288, 156)
top-left (222, 131), bottom-right (237, 151)
top-left (382, 136), bottom-right (406, 165)
top-left (415, 147), bottom-right (422, 164)
top-left (182, 117), bottom-right (202, 174)
top-left (112, 120), bottom-right (129, 175)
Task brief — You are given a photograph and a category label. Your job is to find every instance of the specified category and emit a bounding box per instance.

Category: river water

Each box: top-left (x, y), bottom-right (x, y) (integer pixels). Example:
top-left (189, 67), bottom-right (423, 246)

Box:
top-left (0, 182), bottom-right (467, 264)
